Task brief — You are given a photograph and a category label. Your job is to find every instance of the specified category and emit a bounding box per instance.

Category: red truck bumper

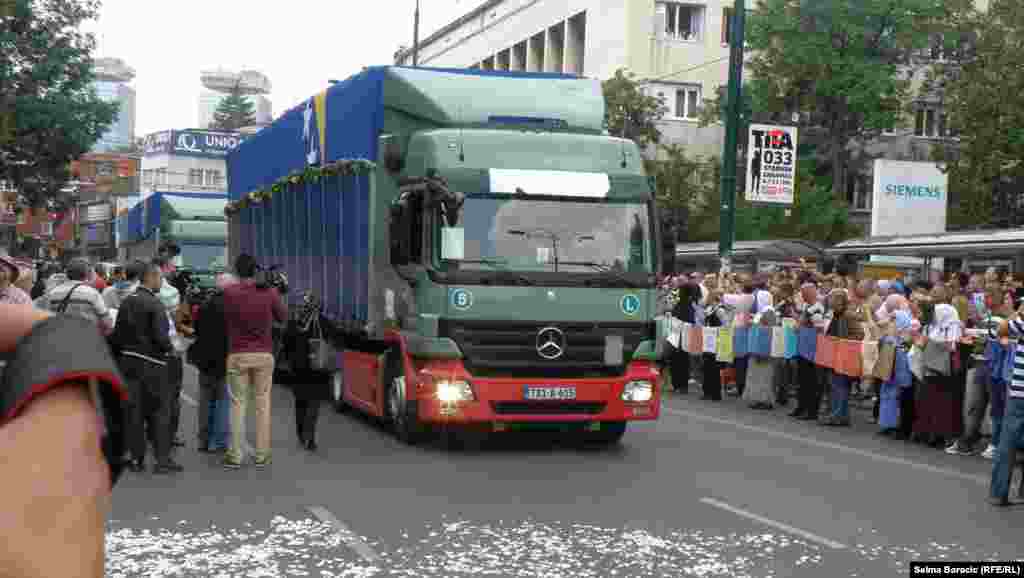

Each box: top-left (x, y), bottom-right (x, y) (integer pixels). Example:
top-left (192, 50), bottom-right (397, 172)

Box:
top-left (413, 361), bottom-right (661, 426)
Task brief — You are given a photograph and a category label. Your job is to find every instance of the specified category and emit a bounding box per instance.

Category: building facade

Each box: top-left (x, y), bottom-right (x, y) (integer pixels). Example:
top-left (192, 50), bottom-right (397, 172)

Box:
top-left (140, 129), bottom-right (243, 196)
top-left (394, 0), bottom-right (969, 232)
top-left (91, 57), bottom-right (137, 153)
top-left (393, 0), bottom-right (733, 157)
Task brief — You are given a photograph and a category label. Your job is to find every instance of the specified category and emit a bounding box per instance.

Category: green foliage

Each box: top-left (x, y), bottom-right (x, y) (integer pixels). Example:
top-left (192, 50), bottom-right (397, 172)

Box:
top-left (704, 0), bottom-right (944, 196)
top-left (925, 0), bottom-right (1024, 229)
top-left (687, 158), bottom-right (861, 244)
top-left (601, 69), bottom-right (668, 150)
top-left (0, 0), bottom-right (119, 210)
top-left (210, 82), bottom-right (256, 131)
top-left (650, 144), bottom-right (720, 242)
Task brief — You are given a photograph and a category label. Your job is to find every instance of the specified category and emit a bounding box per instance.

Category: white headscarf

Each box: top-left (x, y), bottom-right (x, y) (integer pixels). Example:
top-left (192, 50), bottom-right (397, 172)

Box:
top-left (928, 303), bottom-right (962, 342)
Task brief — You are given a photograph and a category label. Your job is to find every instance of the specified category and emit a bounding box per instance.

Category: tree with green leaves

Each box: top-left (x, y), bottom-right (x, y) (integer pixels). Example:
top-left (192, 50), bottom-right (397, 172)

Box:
top-left (0, 0), bottom-right (119, 212)
top-left (651, 143), bottom-right (719, 241)
top-left (702, 0), bottom-right (944, 198)
top-left (924, 0), bottom-right (1024, 229)
top-left (601, 69), bottom-right (668, 150)
top-left (210, 81), bottom-right (257, 131)
top-left (684, 158), bottom-right (861, 245)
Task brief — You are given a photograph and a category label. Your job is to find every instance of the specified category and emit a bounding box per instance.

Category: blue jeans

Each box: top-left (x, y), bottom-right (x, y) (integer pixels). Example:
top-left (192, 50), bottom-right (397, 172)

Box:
top-left (202, 381), bottom-right (231, 451)
top-left (990, 396), bottom-right (1024, 500)
top-left (831, 373), bottom-right (851, 419)
top-left (991, 380), bottom-right (1007, 447)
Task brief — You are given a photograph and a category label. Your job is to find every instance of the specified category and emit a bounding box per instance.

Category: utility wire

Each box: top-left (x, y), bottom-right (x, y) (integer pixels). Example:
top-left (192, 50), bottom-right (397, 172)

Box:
top-left (640, 55), bottom-right (732, 84)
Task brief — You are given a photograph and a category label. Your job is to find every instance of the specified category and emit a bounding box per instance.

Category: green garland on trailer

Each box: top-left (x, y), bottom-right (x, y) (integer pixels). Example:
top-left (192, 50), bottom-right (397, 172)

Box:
top-left (224, 158), bottom-right (377, 216)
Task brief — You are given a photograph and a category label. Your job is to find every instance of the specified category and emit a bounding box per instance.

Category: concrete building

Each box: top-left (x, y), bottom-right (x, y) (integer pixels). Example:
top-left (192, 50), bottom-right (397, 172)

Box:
top-left (393, 0), bottom-right (733, 157)
top-left (91, 57), bottom-right (136, 152)
top-left (393, 0), bottom-right (968, 231)
top-left (197, 68), bottom-right (273, 129)
top-left (140, 129), bottom-right (243, 197)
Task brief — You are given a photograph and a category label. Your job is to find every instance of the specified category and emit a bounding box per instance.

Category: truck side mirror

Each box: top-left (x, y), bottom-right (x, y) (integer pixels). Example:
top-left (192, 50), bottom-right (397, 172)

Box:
top-left (379, 135), bottom-right (404, 175)
top-left (389, 203), bottom-right (409, 265)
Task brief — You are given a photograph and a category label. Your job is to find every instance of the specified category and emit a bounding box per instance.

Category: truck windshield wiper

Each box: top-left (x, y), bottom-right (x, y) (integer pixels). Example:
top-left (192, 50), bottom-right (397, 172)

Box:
top-left (454, 259), bottom-right (534, 285)
top-left (561, 261), bottom-right (643, 288)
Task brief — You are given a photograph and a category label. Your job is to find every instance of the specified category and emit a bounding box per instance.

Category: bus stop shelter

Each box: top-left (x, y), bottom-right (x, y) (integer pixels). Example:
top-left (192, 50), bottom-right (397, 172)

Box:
top-left (827, 228), bottom-right (1024, 277)
top-left (676, 239), bottom-right (825, 273)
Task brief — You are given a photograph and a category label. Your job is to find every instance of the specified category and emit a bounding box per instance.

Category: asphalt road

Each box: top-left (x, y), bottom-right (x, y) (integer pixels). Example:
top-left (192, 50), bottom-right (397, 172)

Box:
top-left (105, 365), bottom-right (1023, 577)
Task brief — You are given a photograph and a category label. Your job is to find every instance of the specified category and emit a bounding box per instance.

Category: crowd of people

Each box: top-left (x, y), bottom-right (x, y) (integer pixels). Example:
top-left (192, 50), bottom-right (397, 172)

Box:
top-left (659, 264), bottom-right (1024, 506)
top-left (0, 249), bottom-right (297, 475)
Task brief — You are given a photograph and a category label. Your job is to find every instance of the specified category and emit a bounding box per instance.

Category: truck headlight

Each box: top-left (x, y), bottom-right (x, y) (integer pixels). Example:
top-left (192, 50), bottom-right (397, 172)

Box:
top-left (621, 380), bottom-right (653, 402)
top-left (435, 380), bottom-right (475, 402)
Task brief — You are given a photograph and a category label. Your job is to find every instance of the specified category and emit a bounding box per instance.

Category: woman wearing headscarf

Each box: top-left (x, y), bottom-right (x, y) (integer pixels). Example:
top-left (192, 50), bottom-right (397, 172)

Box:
top-left (670, 278), bottom-right (702, 394)
top-left (912, 286), bottom-right (964, 448)
top-left (701, 289), bottom-right (728, 401)
top-left (742, 307), bottom-right (778, 409)
top-left (821, 289), bottom-right (865, 426)
top-left (879, 310), bottom-right (914, 435)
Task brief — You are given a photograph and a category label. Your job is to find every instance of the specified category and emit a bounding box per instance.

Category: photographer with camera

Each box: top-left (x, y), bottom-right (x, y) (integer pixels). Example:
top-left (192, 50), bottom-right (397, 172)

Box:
top-left (221, 254), bottom-right (287, 470)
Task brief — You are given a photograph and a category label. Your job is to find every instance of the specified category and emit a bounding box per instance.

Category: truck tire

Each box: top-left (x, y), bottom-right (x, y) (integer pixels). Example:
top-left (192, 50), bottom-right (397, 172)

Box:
top-left (385, 353), bottom-right (422, 445)
top-left (330, 371), bottom-right (348, 413)
top-left (584, 421), bottom-right (627, 448)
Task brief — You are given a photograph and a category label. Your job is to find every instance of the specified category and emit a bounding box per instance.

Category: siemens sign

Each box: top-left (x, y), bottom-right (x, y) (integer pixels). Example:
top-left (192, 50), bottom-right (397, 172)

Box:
top-left (172, 130), bottom-right (242, 158)
top-left (884, 184), bottom-right (944, 199)
top-left (871, 159), bottom-right (948, 237)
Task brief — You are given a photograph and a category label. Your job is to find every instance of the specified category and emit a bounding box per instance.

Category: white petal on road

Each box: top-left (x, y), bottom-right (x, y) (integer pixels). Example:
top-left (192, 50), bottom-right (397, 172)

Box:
top-left (107, 517), bottom-right (989, 577)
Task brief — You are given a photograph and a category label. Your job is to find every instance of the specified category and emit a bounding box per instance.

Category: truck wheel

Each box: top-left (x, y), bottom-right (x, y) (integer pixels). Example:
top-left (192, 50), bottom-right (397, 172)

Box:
top-left (330, 371), bottom-right (347, 413)
top-left (584, 421), bottom-right (627, 448)
top-left (386, 355), bottom-right (422, 445)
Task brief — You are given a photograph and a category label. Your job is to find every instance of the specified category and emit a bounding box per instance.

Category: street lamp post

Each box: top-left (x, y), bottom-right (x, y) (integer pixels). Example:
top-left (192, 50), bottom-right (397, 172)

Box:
top-left (412, 0), bottom-right (420, 67)
top-left (718, 0), bottom-right (746, 275)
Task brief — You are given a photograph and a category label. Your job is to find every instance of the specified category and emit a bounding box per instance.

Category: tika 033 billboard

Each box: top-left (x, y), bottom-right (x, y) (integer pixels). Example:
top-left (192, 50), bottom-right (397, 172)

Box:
top-left (745, 124), bottom-right (798, 205)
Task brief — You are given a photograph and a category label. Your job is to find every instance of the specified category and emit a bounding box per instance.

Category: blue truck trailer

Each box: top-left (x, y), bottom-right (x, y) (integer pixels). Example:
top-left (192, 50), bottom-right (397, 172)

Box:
top-left (227, 65), bottom-right (667, 446)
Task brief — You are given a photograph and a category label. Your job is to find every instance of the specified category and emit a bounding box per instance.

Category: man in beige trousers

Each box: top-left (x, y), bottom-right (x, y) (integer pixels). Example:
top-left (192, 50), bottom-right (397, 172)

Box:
top-left (220, 254), bottom-right (287, 469)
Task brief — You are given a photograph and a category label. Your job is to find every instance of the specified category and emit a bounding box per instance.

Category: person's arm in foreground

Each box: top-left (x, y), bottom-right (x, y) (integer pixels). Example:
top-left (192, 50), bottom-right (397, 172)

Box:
top-left (0, 305), bottom-right (122, 578)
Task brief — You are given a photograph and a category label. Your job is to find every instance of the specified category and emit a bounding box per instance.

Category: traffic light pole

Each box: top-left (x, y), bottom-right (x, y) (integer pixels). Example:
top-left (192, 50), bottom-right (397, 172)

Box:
top-left (718, 0), bottom-right (746, 275)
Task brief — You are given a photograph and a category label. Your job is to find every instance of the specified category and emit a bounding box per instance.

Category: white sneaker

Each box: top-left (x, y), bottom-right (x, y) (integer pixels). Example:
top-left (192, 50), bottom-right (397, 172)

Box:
top-left (981, 444), bottom-right (995, 460)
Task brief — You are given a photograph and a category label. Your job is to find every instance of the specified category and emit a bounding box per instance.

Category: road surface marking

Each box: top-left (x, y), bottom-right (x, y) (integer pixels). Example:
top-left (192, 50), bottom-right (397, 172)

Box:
top-left (307, 505), bottom-right (382, 565)
top-left (662, 406), bottom-right (989, 486)
top-left (700, 497), bottom-right (848, 550)
top-left (179, 393), bottom-right (254, 457)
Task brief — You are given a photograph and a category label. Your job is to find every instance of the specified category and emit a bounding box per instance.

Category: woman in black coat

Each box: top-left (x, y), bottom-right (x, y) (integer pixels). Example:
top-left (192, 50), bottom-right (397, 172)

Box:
top-left (671, 281), bottom-right (701, 394)
top-left (191, 288), bottom-right (230, 452)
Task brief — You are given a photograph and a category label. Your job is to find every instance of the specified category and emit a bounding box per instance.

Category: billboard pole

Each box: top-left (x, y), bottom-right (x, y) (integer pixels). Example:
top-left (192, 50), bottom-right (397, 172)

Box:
top-left (718, 0), bottom-right (745, 276)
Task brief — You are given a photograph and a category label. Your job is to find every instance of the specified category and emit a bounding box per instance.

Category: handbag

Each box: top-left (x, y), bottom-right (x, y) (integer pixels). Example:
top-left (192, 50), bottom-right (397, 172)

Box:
top-left (308, 315), bottom-right (338, 372)
top-left (922, 339), bottom-right (952, 376)
top-left (873, 341), bottom-right (896, 382)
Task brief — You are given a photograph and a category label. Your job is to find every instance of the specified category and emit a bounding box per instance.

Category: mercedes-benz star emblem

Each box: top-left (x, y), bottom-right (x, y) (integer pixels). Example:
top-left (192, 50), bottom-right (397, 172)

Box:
top-left (536, 326), bottom-right (566, 360)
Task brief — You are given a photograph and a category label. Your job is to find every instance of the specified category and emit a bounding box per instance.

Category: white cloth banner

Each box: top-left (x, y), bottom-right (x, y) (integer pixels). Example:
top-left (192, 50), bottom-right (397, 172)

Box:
top-left (770, 327), bottom-right (787, 358)
top-left (703, 327), bottom-right (719, 354)
top-left (666, 316), bottom-right (685, 349)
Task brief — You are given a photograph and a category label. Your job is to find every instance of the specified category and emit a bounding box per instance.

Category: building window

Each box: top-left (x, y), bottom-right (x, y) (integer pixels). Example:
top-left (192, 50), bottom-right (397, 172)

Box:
top-left (661, 2), bottom-right (704, 42)
top-left (914, 106), bottom-right (956, 139)
top-left (188, 169), bottom-right (203, 186)
top-left (204, 169), bottom-right (222, 187)
top-left (674, 86), bottom-right (701, 120)
top-left (142, 169), bottom-right (153, 186)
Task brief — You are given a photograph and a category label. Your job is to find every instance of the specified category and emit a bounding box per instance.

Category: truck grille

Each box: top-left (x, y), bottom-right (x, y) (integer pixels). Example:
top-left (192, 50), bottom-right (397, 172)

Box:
top-left (492, 402), bottom-right (607, 415)
top-left (438, 319), bottom-right (653, 378)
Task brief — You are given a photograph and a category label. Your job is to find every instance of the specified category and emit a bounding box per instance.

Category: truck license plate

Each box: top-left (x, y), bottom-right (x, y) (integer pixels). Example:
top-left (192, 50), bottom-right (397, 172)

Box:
top-left (523, 386), bottom-right (576, 400)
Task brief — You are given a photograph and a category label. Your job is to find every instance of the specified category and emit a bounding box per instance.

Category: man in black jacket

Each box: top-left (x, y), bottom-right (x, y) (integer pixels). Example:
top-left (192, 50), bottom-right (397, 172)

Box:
top-left (110, 262), bottom-right (182, 474)
top-left (193, 276), bottom-right (231, 453)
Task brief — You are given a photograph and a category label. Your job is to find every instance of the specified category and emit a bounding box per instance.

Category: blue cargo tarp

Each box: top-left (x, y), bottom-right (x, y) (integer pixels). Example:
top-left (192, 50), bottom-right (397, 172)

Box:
top-left (118, 191), bottom-right (226, 245)
top-left (226, 65), bottom-right (591, 200)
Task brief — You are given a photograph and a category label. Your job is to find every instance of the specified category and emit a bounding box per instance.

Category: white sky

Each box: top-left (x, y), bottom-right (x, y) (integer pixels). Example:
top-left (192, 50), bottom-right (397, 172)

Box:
top-left (84, 0), bottom-right (474, 137)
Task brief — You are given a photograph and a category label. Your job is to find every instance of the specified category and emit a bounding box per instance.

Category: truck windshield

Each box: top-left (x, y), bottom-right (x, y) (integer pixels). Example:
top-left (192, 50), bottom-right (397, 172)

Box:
top-left (178, 244), bottom-right (228, 270)
top-left (440, 195), bottom-right (653, 274)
